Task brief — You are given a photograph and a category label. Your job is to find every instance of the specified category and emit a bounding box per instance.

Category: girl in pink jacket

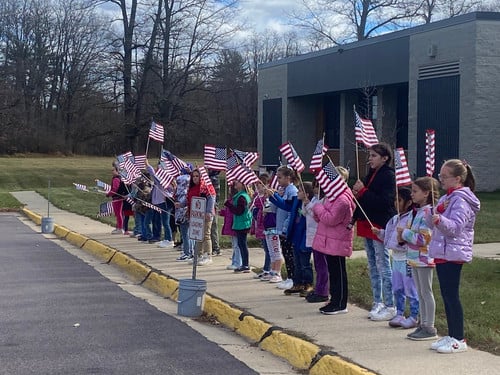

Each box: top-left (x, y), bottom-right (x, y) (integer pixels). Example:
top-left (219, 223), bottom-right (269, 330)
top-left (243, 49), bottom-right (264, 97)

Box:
top-left (312, 166), bottom-right (355, 315)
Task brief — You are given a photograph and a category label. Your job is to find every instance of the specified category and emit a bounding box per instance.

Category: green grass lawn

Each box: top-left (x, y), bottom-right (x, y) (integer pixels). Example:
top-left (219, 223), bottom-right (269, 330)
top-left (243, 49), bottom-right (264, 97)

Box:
top-left (1, 155), bottom-right (499, 355)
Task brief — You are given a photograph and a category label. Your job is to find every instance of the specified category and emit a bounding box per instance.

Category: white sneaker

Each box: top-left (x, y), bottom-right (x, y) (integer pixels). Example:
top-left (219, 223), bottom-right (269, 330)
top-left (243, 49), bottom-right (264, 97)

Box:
top-left (437, 338), bottom-right (467, 354)
top-left (431, 336), bottom-right (452, 350)
top-left (268, 274), bottom-right (282, 283)
top-left (370, 306), bottom-right (397, 321)
top-left (111, 229), bottom-right (123, 234)
top-left (368, 302), bottom-right (385, 319)
top-left (198, 256), bottom-right (213, 266)
top-left (226, 264), bottom-right (238, 270)
top-left (158, 240), bottom-right (174, 248)
top-left (277, 279), bottom-right (293, 289)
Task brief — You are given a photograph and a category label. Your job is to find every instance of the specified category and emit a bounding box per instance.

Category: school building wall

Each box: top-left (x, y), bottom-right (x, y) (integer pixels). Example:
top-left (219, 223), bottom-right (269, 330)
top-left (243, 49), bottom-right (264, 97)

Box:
top-left (258, 12), bottom-right (500, 191)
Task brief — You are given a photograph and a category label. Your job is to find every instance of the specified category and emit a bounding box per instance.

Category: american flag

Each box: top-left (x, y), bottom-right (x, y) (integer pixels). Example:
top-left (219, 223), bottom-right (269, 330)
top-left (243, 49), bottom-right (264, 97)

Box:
top-left (97, 201), bottom-right (114, 217)
top-left (225, 154), bottom-right (240, 184)
top-left (279, 141), bottom-right (305, 173)
top-left (161, 149), bottom-right (187, 173)
top-left (198, 166), bottom-right (217, 196)
top-left (117, 151), bottom-right (133, 166)
top-left (233, 149), bottom-right (259, 168)
top-left (122, 159), bottom-right (141, 181)
top-left (95, 179), bottom-right (111, 193)
top-left (73, 183), bottom-right (88, 191)
top-left (315, 161), bottom-right (348, 202)
top-left (354, 110), bottom-right (378, 148)
top-left (133, 154), bottom-right (147, 170)
top-left (269, 173), bottom-right (280, 190)
top-left (149, 121), bottom-right (164, 143)
top-left (309, 139), bottom-right (328, 172)
top-left (159, 159), bottom-right (179, 178)
top-left (204, 145), bottom-right (227, 171)
top-left (394, 148), bottom-right (412, 187)
top-left (119, 168), bottom-right (135, 185)
top-left (228, 164), bottom-right (259, 186)
top-left (154, 168), bottom-right (175, 190)
top-left (425, 129), bottom-right (436, 177)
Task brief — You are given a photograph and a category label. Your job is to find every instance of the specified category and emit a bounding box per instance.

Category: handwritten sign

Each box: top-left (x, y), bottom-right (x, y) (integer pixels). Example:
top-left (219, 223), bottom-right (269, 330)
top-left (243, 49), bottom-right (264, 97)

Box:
top-left (188, 196), bottom-right (206, 241)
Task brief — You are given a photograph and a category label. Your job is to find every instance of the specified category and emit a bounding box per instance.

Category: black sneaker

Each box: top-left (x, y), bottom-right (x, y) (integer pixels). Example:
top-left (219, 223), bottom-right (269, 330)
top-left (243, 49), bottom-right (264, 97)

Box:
top-left (306, 293), bottom-right (329, 303)
top-left (212, 249), bottom-right (221, 256)
top-left (234, 266), bottom-right (250, 273)
top-left (148, 238), bottom-right (160, 244)
top-left (319, 303), bottom-right (348, 315)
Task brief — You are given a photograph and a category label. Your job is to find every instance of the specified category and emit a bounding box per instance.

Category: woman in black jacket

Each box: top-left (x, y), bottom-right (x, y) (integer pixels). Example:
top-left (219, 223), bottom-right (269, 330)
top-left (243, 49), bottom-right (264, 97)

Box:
top-left (352, 143), bottom-right (397, 321)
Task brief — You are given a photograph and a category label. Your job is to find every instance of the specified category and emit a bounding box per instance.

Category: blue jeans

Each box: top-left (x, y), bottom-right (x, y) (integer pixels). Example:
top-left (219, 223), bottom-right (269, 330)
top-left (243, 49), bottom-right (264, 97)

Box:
top-left (179, 223), bottom-right (194, 257)
top-left (133, 212), bottom-right (142, 235)
top-left (292, 246), bottom-right (313, 285)
top-left (156, 202), bottom-right (172, 241)
top-left (144, 209), bottom-right (157, 240)
top-left (261, 239), bottom-right (271, 272)
top-left (230, 236), bottom-right (242, 267)
top-left (365, 238), bottom-right (394, 306)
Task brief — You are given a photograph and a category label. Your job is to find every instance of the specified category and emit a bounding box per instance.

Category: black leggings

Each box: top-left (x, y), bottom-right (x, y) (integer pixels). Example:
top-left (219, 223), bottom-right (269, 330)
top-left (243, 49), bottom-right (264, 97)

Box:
top-left (280, 238), bottom-right (294, 280)
top-left (436, 262), bottom-right (464, 340)
top-left (327, 255), bottom-right (348, 309)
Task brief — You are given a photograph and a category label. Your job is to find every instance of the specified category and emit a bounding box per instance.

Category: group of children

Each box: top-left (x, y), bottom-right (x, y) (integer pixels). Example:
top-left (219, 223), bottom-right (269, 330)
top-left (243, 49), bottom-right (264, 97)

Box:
top-left (220, 149), bottom-right (480, 355)
top-left (107, 147), bottom-right (480, 355)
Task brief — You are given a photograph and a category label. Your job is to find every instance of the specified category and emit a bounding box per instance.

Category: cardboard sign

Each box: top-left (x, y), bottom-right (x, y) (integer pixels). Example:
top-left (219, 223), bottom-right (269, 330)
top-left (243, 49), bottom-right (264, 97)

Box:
top-left (188, 196), bottom-right (206, 241)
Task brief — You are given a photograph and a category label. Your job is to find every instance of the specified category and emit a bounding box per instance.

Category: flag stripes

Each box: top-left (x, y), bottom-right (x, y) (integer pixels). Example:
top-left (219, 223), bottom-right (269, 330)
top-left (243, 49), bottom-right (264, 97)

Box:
top-left (309, 139), bottom-right (328, 171)
top-left (315, 161), bottom-right (348, 202)
top-left (149, 121), bottom-right (164, 143)
top-left (394, 148), bottom-right (412, 187)
top-left (354, 111), bottom-right (378, 148)
top-left (279, 141), bottom-right (305, 173)
top-left (425, 129), bottom-right (436, 177)
top-left (204, 145), bottom-right (227, 171)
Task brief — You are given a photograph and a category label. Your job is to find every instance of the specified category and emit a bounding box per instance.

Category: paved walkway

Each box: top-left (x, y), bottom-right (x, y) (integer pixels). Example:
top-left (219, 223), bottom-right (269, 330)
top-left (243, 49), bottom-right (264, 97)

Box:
top-left (11, 191), bottom-right (500, 375)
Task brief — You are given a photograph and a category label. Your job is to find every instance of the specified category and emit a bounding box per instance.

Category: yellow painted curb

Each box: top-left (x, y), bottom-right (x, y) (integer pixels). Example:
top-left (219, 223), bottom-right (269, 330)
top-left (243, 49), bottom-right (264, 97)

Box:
top-left (142, 272), bottom-right (178, 298)
top-left (65, 231), bottom-right (89, 248)
top-left (109, 252), bottom-right (151, 284)
top-left (22, 208), bottom-right (42, 225)
top-left (82, 240), bottom-right (116, 262)
top-left (203, 296), bottom-right (243, 331)
top-left (310, 354), bottom-right (376, 375)
top-left (53, 224), bottom-right (70, 238)
top-left (260, 330), bottom-right (320, 370)
top-left (236, 315), bottom-right (273, 343)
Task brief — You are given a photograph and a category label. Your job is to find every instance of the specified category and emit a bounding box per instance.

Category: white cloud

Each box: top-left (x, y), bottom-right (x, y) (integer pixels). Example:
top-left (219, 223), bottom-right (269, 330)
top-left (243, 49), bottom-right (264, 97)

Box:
top-left (236, 0), bottom-right (303, 33)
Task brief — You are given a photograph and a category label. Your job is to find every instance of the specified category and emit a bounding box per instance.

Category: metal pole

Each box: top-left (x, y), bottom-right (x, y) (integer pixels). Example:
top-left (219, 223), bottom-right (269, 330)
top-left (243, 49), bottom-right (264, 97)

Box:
top-left (47, 179), bottom-right (51, 217)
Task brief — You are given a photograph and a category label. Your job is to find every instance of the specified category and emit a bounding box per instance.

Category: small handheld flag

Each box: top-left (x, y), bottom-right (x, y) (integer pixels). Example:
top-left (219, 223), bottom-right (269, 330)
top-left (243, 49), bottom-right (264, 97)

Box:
top-left (149, 121), bottom-right (164, 143)
top-left (354, 111), bottom-right (378, 148)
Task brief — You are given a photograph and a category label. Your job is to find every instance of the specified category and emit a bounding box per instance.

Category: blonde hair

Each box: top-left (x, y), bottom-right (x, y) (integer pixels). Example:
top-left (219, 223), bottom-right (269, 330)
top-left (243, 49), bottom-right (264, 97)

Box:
top-left (336, 166), bottom-right (349, 182)
top-left (443, 159), bottom-right (476, 192)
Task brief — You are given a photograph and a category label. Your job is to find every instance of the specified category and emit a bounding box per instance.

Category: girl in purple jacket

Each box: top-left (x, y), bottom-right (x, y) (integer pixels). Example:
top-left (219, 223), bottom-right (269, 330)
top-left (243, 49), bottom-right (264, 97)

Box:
top-left (427, 159), bottom-right (480, 354)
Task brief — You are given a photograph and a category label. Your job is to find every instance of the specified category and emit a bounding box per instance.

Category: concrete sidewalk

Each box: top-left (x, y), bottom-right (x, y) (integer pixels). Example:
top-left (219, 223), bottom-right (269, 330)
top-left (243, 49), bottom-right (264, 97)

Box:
top-left (11, 191), bottom-right (500, 375)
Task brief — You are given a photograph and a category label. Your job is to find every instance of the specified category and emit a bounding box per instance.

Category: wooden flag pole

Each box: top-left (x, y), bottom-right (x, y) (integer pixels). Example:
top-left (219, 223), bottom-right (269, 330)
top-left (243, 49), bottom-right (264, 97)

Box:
top-left (317, 132), bottom-right (326, 199)
top-left (353, 104), bottom-right (360, 181)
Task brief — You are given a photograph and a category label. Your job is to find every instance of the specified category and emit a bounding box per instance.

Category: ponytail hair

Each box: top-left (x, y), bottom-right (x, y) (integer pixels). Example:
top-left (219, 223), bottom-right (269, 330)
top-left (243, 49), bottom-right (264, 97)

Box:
top-left (277, 165), bottom-right (296, 184)
top-left (443, 159), bottom-right (476, 192)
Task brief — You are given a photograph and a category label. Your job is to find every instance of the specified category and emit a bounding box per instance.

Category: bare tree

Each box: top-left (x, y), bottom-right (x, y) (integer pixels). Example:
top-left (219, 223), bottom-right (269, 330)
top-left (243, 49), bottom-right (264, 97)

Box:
top-left (290, 0), bottom-right (422, 49)
top-left (416, 0), bottom-right (483, 23)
